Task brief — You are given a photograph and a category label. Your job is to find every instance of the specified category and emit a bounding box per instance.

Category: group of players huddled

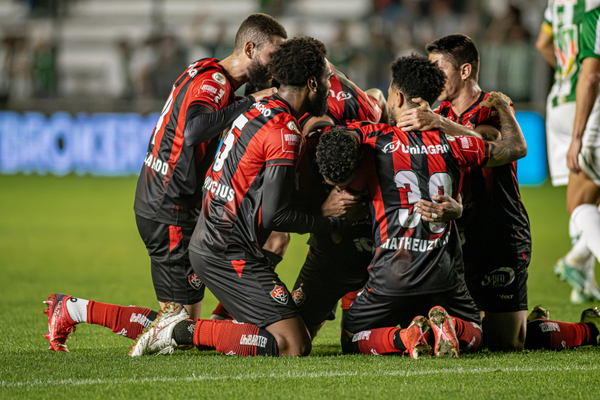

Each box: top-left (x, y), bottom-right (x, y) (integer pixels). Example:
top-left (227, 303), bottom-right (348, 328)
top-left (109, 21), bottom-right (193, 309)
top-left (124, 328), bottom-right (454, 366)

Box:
top-left (44, 9), bottom-right (600, 359)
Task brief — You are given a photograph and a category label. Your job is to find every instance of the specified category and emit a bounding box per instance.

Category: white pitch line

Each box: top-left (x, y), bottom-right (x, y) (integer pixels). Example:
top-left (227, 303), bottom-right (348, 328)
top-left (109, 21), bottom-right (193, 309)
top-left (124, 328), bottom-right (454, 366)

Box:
top-left (2, 365), bottom-right (599, 388)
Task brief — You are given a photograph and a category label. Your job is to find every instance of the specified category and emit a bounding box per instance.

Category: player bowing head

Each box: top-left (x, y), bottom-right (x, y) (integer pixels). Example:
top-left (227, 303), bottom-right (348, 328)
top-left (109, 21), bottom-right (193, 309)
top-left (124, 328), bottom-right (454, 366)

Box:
top-left (270, 36), bottom-right (332, 118)
top-left (387, 54), bottom-right (447, 126)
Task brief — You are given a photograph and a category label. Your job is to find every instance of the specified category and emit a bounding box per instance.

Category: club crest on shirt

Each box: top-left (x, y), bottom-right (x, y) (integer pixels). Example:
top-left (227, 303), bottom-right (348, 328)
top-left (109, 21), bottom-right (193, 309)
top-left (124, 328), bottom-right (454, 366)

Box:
top-left (212, 72), bottom-right (226, 85)
top-left (188, 273), bottom-right (204, 290)
top-left (270, 284), bottom-right (289, 305)
top-left (292, 286), bottom-right (305, 305)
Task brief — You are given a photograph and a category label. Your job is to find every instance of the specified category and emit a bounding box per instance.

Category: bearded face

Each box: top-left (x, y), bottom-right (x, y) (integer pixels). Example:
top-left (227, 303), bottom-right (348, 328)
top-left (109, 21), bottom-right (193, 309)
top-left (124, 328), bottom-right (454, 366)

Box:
top-left (247, 56), bottom-right (272, 91)
top-left (307, 82), bottom-right (329, 117)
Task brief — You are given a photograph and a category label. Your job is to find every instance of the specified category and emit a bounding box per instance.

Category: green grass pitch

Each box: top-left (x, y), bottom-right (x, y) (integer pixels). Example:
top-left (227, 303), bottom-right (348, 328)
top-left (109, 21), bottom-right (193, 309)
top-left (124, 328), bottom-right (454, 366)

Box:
top-left (1, 174), bottom-right (599, 399)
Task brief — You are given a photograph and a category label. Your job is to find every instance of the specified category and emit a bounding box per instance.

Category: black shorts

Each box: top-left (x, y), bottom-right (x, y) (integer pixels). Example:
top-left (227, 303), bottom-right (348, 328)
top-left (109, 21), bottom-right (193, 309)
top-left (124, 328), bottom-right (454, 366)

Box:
top-left (464, 252), bottom-right (529, 312)
top-left (292, 242), bottom-right (371, 329)
top-left (135, 215), bottom-right (205, 304)
top-left (343, 282), bottom-right (481, 334)
top-left (189, 250), bottom-right (297, 328)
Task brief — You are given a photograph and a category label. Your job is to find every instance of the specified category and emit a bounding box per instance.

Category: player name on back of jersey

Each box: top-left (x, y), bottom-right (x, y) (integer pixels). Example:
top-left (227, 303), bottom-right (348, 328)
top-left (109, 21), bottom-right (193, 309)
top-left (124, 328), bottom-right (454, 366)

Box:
top-left (204, 175), bottom-right (235, 202)
top-left (380, 229), bottom-right (450, 252)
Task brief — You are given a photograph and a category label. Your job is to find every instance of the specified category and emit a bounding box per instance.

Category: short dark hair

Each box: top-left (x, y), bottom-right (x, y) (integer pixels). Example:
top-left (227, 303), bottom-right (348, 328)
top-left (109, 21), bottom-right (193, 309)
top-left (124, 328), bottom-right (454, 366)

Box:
top-left (391, 54), bottom-right (446, 107)
top-left (270, 37), bottom-right (327, 88)
top-left (233, 13), bottom-right (287, 52)
top-left (316, 128), bottom-right (359, 184)
top-left (425, 34), bottom-right (479, 79)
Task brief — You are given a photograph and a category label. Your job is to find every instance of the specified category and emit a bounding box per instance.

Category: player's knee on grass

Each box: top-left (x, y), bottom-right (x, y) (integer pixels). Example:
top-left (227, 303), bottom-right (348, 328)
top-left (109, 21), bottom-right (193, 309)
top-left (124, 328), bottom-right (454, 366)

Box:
top-left (266, 317), bottom-right (312, 356)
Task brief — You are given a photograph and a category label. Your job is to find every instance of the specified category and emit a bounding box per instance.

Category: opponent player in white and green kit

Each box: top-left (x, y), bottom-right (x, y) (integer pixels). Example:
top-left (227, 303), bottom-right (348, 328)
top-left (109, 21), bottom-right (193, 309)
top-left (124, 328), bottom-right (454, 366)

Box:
top-left (536, 0), bottom-right (600, 303)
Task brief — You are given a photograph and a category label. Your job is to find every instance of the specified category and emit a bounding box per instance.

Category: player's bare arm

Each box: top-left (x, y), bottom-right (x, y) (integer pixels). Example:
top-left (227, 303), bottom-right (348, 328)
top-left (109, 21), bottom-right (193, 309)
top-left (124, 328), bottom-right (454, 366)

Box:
top-left (568, 57), bottom-right (600, 173)
top-left (415, 194), bottom-right (462, 222)
top-left (536, 23), bottom-right (556, 68)
top-left (481, 92), bottom-right (527, 167)
top-left (398, 98), bottom-right (500, 141)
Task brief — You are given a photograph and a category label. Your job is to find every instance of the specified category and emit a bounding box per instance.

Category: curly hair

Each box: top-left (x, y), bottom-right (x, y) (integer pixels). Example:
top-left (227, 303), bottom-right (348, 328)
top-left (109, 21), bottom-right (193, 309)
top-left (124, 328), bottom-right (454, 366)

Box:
top-left (425, 34), bottom-right (479, 79)
top-left (270, 37), bottom-right (327, 87)
top-left (316, 128), bottom-right (359, 184)
top-left (391, 54), bottom-right (446, 107)
top-left (233, 13), bottom-right (287, 52)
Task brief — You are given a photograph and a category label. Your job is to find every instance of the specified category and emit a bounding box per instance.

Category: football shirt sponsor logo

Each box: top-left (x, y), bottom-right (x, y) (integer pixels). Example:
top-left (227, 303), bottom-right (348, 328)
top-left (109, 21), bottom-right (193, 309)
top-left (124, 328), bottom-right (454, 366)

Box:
top-left (270, 284), bottom-right (289, 304)
top-left (399, 143), bottom-right (450, 155)
top-left (196, 80), bottom-right (225, 102)
top-left (459, 136), bottom-right (480, 153)
top-left (382, 140), bottom-right (401, 153)
top-left (281, 129), bottom-right (302, 155)
top-left (329, 90), bottom-right (353, 101)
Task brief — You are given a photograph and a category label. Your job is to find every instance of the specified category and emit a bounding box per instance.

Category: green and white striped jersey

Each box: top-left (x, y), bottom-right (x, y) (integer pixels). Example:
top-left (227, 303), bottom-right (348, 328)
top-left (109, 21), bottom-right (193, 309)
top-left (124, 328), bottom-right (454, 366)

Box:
top-left (580, 7), bottom-right (600, 60)
top-left (544, 0), bottom-right (600, 106)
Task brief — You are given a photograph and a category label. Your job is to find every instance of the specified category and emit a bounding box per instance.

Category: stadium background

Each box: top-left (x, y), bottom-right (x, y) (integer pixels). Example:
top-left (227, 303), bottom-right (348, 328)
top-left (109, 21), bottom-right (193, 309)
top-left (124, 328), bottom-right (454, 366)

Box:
top-left (2, 1), bottom-right (599, 397)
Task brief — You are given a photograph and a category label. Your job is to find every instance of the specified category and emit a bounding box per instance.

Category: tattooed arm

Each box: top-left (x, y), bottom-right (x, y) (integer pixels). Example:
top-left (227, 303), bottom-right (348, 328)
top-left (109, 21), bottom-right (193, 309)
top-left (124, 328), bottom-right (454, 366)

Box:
top-left (482, 92), bottom-right (527, 167)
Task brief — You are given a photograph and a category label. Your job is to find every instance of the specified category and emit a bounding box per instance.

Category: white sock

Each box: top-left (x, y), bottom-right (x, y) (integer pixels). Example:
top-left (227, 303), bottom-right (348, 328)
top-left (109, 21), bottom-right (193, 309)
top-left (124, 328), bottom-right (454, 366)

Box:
top-left (566, 211), bottom-right (593, 267)
top-left (65, 297), bottom-right (89, 323)
top-left (572, 204), bottom-right (600, 262)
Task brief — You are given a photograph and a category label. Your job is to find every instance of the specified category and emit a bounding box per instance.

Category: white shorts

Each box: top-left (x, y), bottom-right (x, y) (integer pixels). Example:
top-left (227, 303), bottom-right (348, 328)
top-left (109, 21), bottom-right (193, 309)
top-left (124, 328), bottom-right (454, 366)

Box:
top-left (546, 99), bottom-right (600, 186)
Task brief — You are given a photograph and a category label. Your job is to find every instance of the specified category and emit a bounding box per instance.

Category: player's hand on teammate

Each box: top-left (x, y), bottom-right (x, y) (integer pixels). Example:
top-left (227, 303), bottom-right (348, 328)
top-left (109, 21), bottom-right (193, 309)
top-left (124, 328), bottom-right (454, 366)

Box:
top-left (480, 91), bottom-right (512, 111)
top-left (250, 87), bottom-right (278, 102)
top-left (397, 98), bottom-right (442, 132)
top-left (566, 136), bottom-right (583, 173)
top-left (321, 188), bottom-right (361, 218)
top-left (415, 194), bottom-right (462, 222)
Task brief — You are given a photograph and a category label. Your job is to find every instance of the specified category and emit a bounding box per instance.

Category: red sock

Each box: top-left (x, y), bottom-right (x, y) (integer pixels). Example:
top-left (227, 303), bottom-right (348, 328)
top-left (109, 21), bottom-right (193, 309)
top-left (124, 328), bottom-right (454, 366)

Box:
top-left (353, 327), bottom-right (402, 355)
top-left (452, 317), bottom-right (482, 352)
top-left (526, 319), bottom-right (597, 350)
top-left (210, 303), bottom-right (234, 320)
top-left (193, 320), bottom-right (278, 356)
top-left (87, 301), bottom-right (158, 340)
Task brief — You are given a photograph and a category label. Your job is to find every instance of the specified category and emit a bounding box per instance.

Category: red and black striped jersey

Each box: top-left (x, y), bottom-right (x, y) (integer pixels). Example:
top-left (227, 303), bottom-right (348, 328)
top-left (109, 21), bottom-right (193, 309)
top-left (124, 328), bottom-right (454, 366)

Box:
top-left (436, 92), bottom-right (531, 256)
top-left (134, 58), bottom-right (236, 227)
top-left (345, 121), bottom-right (489, 296)
top-left (190, 94), bottom-right (322, 260)
top-left (299, 61), bottom-right (381, 128)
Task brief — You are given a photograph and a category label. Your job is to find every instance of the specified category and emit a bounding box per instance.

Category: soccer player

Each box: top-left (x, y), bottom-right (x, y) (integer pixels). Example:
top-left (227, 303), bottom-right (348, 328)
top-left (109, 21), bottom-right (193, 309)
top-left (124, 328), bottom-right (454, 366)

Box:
top-left (316, 55), bottom-right (527, 358)
top-left (129, 37), bottom-right (343, 357)
top-left (536, 0), bottom-right (600, 303)
top-left (43, 13), bottom-right (287, 352)
top-left (396, 34), bottom-right (531, 351)
top-left (209, 59), bottom-right (393, 330)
